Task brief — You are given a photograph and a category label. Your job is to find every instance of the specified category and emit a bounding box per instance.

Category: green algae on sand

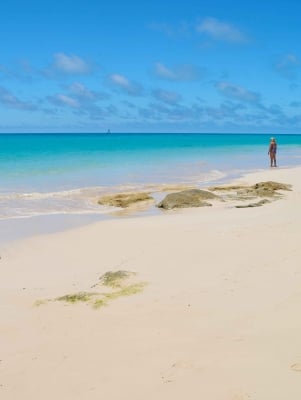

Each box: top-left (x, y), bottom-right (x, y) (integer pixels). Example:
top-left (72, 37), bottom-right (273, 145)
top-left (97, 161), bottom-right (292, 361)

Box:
top-left (35, 270), bottom-right (147, 309)
top-left (56, 291), bottom-right (99, 304)
top-left (104, 282), bottom-right (146, 300)
top-left (99, 270), bottom-right (135, 288)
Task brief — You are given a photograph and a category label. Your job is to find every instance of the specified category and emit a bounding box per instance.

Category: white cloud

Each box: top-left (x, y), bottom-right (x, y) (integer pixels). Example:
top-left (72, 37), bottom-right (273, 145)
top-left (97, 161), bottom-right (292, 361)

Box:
top-left (66, 82), bottom-right (109, 103)
top-left (0, 86), bottom-right (36, 110)
top-left (53, 53), bottom-right (91, 74)
top-left (154, 63), bottom-right (176, 80)
top-left (197, 17), bottom-right (246, 43)
top-left (275, 53), bottom-right (301, 79)
top-left (46, 82), bottom-right (110, 119)
top-left (152, 89), bottom-right (182, 104)
top-left (110, 74), bottom-right (129, 87)
top-left (68, 82), bottom-right (96, 100)
top-left (154, 63), bottom-right (202, 81)
top-left (216, 81), bottom-right (260, 103)
top-left (50, 94), bottom-right (80, 108)
top-left (107, 74), bottom-right (143, 96)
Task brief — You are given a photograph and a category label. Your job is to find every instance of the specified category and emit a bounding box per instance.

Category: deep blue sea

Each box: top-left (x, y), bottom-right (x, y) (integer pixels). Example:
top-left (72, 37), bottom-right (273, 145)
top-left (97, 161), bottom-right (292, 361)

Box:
top-left (1, 133), bottom-right (301, 219)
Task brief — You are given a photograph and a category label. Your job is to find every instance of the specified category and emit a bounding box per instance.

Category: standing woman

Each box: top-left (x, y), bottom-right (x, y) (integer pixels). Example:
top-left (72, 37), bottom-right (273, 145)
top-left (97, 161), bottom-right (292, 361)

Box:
top-left (268, 137), bottom-right (277, 167)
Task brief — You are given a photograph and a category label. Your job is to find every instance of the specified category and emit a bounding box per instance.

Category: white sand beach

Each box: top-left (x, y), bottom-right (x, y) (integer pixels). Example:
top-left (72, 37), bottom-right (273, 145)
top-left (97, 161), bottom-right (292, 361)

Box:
top-left (1, 166), bottom-right (301, 399)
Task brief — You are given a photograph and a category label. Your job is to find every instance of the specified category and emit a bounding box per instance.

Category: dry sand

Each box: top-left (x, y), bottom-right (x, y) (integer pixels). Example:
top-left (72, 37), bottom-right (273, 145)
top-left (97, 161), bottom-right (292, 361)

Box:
top-left (1, 166), bottom-right (301, 399)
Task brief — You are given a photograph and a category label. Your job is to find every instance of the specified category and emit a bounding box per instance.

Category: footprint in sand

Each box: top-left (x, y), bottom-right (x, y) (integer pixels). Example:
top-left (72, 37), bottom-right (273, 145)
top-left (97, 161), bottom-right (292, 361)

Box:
top-left (161, 360), bottom-right (202, 384)
top-left (291, 363), bottom-right (301, 372)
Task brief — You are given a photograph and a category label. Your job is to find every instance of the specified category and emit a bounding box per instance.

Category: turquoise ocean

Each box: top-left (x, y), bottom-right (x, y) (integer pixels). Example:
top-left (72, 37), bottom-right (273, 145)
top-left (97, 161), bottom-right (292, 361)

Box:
top-left (1, 133), bottom-right (301, 220)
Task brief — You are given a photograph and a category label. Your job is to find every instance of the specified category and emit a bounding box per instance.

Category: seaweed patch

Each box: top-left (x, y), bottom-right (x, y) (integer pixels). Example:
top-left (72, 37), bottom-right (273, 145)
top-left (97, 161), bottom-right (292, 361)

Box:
top-left (35, 270), bottom-right (147, 310)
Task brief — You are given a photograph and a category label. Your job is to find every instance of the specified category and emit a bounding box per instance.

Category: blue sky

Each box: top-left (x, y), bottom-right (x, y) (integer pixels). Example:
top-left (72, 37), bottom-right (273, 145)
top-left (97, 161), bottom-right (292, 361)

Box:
top-left (1, 0), bottom-right (301, 133)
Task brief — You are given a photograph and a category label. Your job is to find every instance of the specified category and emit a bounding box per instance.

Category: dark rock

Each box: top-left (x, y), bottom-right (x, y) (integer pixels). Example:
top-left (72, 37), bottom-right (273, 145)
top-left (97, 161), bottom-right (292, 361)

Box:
top-left (157, 189), bottom-right (219, 210)
top-left (209, 185), bottom-right (246, 191)
top-left (235, 199), bottom-right (270, 208)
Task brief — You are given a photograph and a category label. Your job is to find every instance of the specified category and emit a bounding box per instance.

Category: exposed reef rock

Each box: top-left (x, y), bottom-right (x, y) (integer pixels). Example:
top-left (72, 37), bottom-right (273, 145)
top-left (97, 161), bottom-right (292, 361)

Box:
top-left (209, 181), bottom-right (292, 202)
top-left (210, 181), bottom-right (291, 194)
top-left (252, 181), bottom-right (292, 191)
top-left (97, 181), bottom-right (291, 212)
top-left (157, 189), bottom-right (219, 210)
top-left (240, 181), bottom-right (292, 198)
top-left (98, 192), bottom-right (154, 208)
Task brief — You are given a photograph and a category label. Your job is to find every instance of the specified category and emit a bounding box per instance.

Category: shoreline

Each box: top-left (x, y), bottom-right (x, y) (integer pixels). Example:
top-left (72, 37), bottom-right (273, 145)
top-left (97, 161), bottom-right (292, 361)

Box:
top-left (0, 163), bottom-right (297, 245)
top-left (0, 167), bottom-right (228, 222)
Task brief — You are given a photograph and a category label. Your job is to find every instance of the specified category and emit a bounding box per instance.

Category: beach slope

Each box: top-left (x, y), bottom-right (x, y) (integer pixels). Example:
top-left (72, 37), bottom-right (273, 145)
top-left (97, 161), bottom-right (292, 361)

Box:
top-left (1, 167), bottom-right (301, 400)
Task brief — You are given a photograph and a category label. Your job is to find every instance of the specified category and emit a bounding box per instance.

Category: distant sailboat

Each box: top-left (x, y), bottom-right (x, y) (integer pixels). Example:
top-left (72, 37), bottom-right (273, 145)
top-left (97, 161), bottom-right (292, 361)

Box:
top-left (107, 129), bottom-right (111, 134)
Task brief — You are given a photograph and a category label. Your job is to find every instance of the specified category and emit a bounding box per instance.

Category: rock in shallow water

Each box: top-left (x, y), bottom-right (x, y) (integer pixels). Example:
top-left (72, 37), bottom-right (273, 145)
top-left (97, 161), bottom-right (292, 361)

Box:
top-left (98, 192), bottom-right (154, 208)
top-left (157, 189), bottom-right (219, 210)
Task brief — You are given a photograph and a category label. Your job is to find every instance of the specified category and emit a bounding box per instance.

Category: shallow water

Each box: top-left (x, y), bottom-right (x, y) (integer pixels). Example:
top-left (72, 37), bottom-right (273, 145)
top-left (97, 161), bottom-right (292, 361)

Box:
top-left (0, 133), bottom-right (301, 220)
